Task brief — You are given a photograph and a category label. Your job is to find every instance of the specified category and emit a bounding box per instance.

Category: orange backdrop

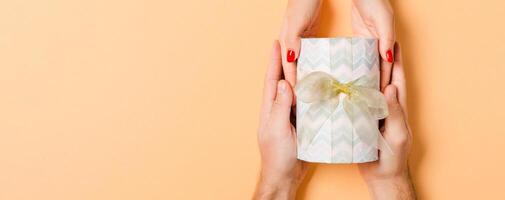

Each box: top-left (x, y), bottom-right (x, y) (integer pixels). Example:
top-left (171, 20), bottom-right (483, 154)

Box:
top-left (1, 0), bottom-right (505, 199)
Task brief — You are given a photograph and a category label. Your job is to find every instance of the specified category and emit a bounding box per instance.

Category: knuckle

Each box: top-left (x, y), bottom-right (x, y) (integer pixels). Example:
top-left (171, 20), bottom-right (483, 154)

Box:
top-left (389, 132), bottom-right (409, 147)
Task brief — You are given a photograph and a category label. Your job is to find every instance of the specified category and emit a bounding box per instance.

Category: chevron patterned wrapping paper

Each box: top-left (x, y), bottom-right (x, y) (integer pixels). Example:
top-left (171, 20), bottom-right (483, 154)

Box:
top-left (296, 37), bottom-right (380, 164)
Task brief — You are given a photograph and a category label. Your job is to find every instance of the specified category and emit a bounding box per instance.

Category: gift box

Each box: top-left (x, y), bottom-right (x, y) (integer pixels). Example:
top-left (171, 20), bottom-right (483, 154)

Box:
top-left (295, 37), bottom-right (389, 164)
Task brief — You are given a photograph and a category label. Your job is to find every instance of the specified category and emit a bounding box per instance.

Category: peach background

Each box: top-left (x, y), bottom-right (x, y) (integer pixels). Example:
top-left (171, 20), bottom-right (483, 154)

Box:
top-left (1, 0), bottom-right (505, 199)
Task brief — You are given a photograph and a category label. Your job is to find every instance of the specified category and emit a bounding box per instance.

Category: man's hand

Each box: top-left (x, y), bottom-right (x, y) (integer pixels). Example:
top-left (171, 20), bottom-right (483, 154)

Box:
top-left (352, 0), bottom-right (395, 90)
top-left (358, 44), bottom-right (416, 200)
top-left (254, 41), bottom-right (307, 200)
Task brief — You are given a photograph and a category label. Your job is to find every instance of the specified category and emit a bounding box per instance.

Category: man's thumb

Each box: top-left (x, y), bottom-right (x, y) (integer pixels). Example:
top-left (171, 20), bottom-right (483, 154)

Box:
top-left (384, 85), bottom-right (406, 130)
top-left (270, 80), bottom-right (293, 122)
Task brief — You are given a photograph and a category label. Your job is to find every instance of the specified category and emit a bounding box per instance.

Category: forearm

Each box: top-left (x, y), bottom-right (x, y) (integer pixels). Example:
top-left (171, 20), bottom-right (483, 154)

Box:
top-left (366, 174), bottom-right (416, 200)
top-left (253, 175), bottom-right (299, 200)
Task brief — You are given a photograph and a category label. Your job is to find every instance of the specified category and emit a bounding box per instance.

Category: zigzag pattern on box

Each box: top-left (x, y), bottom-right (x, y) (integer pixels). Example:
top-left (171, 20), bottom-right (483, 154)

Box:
top-left (297, 37), bottom-right (380, 164)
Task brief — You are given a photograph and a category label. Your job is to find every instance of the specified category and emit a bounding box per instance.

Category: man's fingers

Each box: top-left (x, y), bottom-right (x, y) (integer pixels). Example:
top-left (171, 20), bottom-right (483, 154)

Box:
top-left (260, 41), bottom-right (283, 126)
top-left (383, 85), bottom-right (408, 142)
top-left (265, 40), bottom-right (283, 84)
top-left (391, 43), bottom-right (408, 116)
top-left (270, 80), bottom-right (294, 125)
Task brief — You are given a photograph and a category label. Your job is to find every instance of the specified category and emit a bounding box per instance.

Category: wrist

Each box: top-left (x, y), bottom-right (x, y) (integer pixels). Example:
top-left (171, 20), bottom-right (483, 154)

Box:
top-left (366, 174), bottom-right (416, 200)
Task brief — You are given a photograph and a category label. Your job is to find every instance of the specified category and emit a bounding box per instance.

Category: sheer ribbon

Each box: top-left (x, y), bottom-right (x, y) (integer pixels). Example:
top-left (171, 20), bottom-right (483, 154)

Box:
top-left (295, 71), bottom-right (392, 154)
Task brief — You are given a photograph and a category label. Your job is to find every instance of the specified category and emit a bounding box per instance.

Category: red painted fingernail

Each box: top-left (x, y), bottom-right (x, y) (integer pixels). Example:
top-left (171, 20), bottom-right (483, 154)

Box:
top-left (386, 49), bottom-right (394, 63)
top-left (287, 49), bottom-right (296, 63)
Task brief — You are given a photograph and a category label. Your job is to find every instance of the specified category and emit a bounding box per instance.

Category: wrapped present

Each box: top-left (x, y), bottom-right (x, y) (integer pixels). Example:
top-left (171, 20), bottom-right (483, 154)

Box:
top-left (295, 37), bottom-right (390, 164)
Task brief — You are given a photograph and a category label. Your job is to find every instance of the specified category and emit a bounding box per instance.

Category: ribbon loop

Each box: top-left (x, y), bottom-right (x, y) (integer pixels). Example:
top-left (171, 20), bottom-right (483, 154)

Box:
top-left (296, 71), bottom-right (339, 103)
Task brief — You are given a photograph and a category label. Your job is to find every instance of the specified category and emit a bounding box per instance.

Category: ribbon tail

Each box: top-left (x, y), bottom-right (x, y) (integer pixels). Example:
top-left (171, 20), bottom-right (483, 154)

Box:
top-left (343, 98), bottom-right (393, 155)
top-left (299, 98), bottom-right (339, 151)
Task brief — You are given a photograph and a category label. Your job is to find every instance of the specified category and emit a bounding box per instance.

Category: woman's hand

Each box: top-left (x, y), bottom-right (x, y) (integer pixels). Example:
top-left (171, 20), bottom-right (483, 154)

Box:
top-left (279, 0), bottom-right (322, 86)
top-left (254, 41), bottom-right (307, 200)
top-left (358, 44), bottom-right (416, 200)
top-left (280, 0), bottom-right (394, 89)
top-left (352, 0), bottom-right (395, 90)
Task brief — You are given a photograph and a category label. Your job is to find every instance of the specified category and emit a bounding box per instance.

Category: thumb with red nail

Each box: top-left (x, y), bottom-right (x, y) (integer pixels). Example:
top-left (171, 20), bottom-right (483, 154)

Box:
top-left (352, 0), bottom-right (395, 90)
top-left (279, 0), bottom-right (322, 87)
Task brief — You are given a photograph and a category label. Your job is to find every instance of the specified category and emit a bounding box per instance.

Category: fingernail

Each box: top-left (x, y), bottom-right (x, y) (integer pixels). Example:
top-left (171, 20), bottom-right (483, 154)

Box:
top-left (278, 81), bottom-right (286, 94)
top-left (287, 49), bottom-right (296, 63)
top-left (386, 49), bottom-right (394, 63)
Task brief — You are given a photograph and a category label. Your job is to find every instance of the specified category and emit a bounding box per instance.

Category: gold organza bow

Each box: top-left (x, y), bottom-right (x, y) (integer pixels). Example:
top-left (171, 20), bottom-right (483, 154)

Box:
top-left (295, 71), bottom-right (392, 153)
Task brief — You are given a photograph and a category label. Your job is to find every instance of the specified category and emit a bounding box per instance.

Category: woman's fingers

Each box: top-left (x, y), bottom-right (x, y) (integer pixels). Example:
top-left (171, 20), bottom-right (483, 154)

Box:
top-left (376, 14), bottom-right (395, 90)
top-left (279, 11), bottom-right (302, 87)
top-left (373, 0), bottom-right (395, 63)
top-left (351, 0), bottom-right (395, 90)
top-left (279, 32), bottom-right (300, 87)
top-left (279, 0), bottom-right (322, 87)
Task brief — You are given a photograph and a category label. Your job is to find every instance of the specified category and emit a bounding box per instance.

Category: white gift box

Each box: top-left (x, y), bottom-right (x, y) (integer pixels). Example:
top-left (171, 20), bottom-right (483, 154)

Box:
top-left (296, 37), bottom-right (382, 164)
